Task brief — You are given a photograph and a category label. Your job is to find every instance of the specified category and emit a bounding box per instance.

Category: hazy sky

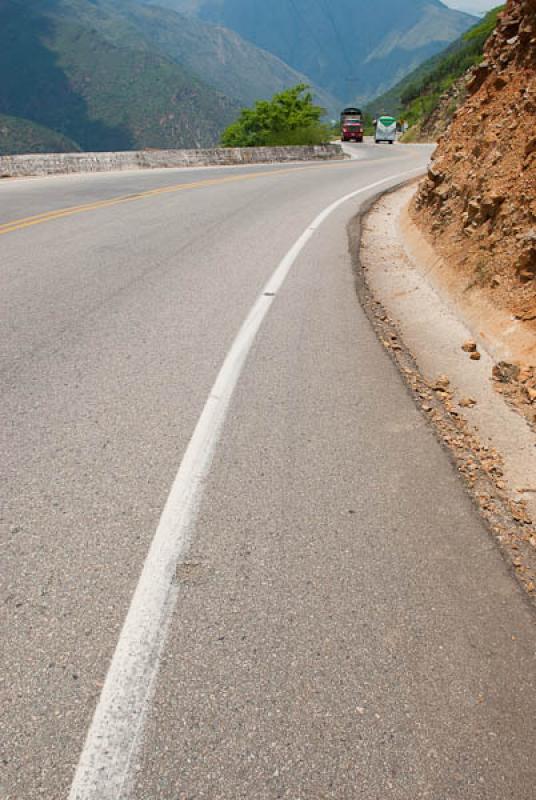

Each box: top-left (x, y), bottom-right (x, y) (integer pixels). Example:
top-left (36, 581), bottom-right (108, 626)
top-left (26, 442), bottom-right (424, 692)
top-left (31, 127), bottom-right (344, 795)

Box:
top-left (442, 0), bottom-right (500, 14)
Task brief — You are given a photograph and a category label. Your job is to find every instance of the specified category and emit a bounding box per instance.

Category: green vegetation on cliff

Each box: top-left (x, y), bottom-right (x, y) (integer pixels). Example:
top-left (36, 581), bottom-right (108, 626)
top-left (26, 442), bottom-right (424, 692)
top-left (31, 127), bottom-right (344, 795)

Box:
top-left (367, 6), bottom-right (504, 131)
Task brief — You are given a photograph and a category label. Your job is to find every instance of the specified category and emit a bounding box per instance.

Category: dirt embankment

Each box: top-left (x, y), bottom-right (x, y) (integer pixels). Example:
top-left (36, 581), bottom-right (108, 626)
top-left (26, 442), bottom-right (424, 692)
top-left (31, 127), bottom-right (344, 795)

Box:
top-left (412, 0), bottom-right (536, 418)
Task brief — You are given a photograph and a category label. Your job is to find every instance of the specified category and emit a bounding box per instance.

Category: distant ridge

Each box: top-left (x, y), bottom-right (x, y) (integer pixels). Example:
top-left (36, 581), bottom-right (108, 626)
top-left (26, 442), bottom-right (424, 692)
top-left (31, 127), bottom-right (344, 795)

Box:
top-left (149, 0), bottom-right (478, 102)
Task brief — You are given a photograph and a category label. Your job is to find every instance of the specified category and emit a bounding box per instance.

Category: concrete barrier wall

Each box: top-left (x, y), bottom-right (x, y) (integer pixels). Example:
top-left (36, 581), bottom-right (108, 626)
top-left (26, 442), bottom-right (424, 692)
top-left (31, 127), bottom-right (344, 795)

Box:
top-left (0, 144), bottom-right (344, 178)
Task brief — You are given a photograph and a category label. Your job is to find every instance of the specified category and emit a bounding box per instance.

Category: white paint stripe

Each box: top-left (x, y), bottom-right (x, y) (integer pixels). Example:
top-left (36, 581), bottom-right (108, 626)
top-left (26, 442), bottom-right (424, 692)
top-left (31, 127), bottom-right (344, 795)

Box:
top-left (68, 167), bottom-right (423, 800)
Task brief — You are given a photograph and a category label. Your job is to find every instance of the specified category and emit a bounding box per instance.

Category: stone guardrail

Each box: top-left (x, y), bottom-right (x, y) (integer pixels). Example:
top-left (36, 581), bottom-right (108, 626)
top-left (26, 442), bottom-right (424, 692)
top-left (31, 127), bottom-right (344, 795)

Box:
top-left (0, 144), bottom-right (344, 178)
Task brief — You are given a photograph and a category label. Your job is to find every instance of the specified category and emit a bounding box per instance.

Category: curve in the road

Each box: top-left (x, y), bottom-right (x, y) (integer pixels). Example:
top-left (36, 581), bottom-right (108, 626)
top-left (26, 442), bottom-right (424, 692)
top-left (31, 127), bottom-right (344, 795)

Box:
top-left (0, 164), bottom-right (335, 237)
top-left (68, 166), bottom-right (425, 800)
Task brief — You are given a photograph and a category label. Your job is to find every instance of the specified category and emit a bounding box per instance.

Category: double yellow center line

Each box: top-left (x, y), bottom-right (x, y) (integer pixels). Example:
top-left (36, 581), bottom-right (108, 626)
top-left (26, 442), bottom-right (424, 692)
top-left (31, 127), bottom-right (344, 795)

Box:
top-left (0, 163), bottom-right (342, 237)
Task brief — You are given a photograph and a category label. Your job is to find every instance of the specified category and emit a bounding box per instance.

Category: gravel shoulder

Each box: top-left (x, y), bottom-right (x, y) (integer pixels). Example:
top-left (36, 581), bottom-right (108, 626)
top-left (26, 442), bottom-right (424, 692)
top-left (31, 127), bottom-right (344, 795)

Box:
top-left (356, 184), bottom-right (536, 600)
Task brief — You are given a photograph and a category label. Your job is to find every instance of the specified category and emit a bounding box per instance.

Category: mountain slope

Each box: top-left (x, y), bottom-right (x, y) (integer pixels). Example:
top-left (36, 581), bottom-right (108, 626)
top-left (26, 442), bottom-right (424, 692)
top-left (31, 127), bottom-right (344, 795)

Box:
top-left (112, 0), bottom-right (339, 114)
top-left (366, 6), bottom-right (504, 135)
top-left (0, 0), bottom-right (240, 152)
top-left (151, 0), bottom-right (478, 103)
top-left (0, 115), bottom-right (81, 157)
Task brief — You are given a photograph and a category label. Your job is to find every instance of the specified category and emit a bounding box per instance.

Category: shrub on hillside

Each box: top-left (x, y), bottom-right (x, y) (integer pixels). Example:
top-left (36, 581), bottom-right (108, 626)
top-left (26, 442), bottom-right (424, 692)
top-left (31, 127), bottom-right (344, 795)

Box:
top-left (220, 84), bottom-right (330, 148)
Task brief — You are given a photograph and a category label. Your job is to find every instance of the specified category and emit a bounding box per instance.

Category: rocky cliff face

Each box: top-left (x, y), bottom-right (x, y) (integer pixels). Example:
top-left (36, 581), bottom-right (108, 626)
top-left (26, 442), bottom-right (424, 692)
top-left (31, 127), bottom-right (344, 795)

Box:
top-left (414, 0), bottom-right (536, 324)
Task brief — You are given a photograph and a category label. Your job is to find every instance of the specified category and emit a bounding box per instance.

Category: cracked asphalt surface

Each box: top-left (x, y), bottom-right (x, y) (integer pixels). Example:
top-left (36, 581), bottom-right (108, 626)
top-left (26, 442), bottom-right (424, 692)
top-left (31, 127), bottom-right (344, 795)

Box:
top-left (1, 144), bottom-right (535, 799)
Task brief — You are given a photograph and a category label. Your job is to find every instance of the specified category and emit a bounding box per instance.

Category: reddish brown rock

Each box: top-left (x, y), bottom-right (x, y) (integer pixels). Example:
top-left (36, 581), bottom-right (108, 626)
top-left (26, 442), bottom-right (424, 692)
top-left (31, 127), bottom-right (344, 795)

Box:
top-left (412, 0), bottom-right (536, 335)
top-left (462, 340), bottom-right (478, 352)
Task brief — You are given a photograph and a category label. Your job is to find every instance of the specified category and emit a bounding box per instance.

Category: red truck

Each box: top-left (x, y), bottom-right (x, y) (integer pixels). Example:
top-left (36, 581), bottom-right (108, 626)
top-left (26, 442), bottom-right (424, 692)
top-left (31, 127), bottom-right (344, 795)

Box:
top-left (340, 107), bottom-right (363, 142)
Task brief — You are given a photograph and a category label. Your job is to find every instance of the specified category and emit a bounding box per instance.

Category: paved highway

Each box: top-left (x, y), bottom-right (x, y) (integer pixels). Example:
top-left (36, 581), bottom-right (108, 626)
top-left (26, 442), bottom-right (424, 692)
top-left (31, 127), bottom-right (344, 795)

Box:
top-left (1, 143), bottom-right (535, 800)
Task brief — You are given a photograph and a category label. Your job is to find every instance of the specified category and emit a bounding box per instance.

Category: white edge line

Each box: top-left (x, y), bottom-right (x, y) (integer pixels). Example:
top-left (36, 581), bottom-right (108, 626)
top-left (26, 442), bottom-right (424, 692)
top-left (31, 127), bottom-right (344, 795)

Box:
top-left (68, 167), bottom-right (423, 800)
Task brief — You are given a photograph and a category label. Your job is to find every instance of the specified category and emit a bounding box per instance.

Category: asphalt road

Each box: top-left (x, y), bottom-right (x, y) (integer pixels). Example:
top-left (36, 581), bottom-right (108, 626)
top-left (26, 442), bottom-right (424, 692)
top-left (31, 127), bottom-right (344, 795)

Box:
top-left (1, 143), bottom-right (535, 800)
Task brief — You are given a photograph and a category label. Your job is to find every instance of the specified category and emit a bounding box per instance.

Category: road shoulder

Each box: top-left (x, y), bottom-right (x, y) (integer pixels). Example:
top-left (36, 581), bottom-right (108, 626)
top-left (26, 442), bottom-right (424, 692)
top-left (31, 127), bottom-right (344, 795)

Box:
top-left (353, 183), bottom-right (536, 603)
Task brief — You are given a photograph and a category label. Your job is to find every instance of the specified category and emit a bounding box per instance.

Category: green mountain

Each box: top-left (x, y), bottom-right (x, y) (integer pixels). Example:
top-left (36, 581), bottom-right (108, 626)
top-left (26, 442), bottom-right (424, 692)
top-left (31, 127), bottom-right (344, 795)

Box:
top-left (366, 6), bottom-right (503, 134)
top-left (151, 0), bottom-right (478, 103)
top-left (0, 115), bottom-right (81, 156)
top-left (0, 0), bottom-right (241, 153)
top-left (1, 0), bottom-right (338, 155)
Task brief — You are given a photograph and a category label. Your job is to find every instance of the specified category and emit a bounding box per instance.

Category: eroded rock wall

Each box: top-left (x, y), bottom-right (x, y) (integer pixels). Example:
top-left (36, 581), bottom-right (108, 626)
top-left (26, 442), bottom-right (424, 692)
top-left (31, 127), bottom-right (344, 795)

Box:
top-left (414, 0), bottom-right (536, 323)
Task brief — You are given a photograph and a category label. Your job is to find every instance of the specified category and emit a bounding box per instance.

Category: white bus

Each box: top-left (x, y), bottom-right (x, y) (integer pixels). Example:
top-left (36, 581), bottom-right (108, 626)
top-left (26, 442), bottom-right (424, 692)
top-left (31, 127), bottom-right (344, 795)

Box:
top-left (374, 115), bottom-right (397, 144)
